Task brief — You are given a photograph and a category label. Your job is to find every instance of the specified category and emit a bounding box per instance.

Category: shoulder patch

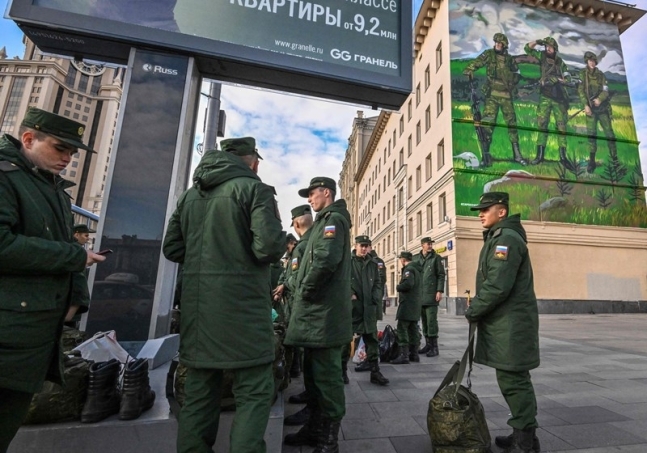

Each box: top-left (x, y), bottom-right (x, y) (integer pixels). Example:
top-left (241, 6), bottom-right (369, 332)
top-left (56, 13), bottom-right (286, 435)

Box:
top-left (404, 271), bottom-right (410, 277)
top-left (323, 225), bottom-right (336, 238)
top-left (494, 245), bottom-right (508, 260)
top-left (0, 161), bottom-right (19, 172)
top-left (291, 257), bottom-right (299, 270)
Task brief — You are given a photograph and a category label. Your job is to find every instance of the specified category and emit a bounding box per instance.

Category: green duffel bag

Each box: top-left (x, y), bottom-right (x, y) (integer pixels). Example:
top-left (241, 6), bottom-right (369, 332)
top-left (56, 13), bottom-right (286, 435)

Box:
top-left (23, 354), bottom-right (90, 424)
top-left (427, 324), bottom-right (491, 453)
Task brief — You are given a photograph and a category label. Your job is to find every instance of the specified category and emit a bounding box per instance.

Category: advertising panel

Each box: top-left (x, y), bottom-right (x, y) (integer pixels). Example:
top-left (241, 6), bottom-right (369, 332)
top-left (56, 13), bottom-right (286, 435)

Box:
top-left (450, 0), bottom-right (646, 227)
top-left (7, 0), bottom-right (412, 109)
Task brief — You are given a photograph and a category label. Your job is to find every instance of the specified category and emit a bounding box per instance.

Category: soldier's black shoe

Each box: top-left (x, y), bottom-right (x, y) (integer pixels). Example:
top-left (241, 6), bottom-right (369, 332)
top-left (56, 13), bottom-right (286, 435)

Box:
top-left (313, 418), bottom-right (341, 453)
top-left (531, 145), bottom-right (545, 165)
top-left (426, 337), bottom-right (439, 357)
top-left (418, 337), bottom-right (431, 355)
top-left (409, 345), bottom-right (420, 363)
top-left (81, 359), bottom-right (121, 423)
top-left (119, 358), bottom-right (156, 420)
top-left (289, 349), bottom-right (301, 378)
top-left (512, 143), bottom-right (528, 166)
top-left (586, 152), bottom-right (596, 173)
top-left (495, 431), bottom-right (540, 451)
top-left (284, 406), bottom-right (311, 426)
top-left (342, 369), bottom-right (349, 385)
top-left (390, 346), bottom-right (410, 365)
top-left (284, 412), bottom-right (321, 447)
top-left (559, 147), bottom-right (575, 171)
top-left (288, 389), bottom-right (309, 404)
top-left (354, 359), bottom-right (371, 372)
top-left (369, 361), bottom-right (390, 386)
top-left (502, 428), bottom-right (540, 453)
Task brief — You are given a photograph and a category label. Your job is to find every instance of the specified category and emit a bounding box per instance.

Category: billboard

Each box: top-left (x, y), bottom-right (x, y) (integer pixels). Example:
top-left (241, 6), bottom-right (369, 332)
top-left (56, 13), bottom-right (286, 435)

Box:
top-left (449, 0), bottom-right (646, 227)
top-left (6, 0), bottom-right (412, 110)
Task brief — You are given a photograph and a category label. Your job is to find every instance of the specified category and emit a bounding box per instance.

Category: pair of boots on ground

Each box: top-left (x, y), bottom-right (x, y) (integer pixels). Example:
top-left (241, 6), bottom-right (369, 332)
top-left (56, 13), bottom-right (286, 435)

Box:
top-left (391, 337), bottom-right (438, 365)
top-left (81, 358), bottom-right (156, 423)
top-left (344, 359), bottom-right (389, 386)
top-left (284, 408), bottom-right (342, 453)
top-left (496, 427), bottom-right (541, 453)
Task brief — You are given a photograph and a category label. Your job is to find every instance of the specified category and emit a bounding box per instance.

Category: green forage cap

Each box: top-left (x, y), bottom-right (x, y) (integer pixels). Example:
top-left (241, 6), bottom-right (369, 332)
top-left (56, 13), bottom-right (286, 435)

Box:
top-left (21, 107), bottom-right (94, 152)
top-left (355, 235), bottom-right (372, 245)
top-left (298, 176), bottom-right (337, 198)
top-left (470, 192), bottom-right (509, 211)
top-left (220, 136), bottom-right (263, 160)
top-left (399, 251), bottom-right (413, 260)
top-left (73, 223), bottom-right (96, 233)
top-left (291, 204), bottom-right (311, 219)
top-left (420, 237), bottom-right (434, 244)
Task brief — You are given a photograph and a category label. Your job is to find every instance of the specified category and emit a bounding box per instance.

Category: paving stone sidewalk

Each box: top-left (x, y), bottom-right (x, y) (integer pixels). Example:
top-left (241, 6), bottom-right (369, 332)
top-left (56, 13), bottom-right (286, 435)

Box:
top-left (283, 309), bottom-right (647, 453)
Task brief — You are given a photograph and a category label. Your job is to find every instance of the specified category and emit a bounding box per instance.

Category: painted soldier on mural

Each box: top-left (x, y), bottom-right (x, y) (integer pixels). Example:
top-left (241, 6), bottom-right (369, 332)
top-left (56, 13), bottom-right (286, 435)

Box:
top-left (463, 33), bottom-right (527, 167)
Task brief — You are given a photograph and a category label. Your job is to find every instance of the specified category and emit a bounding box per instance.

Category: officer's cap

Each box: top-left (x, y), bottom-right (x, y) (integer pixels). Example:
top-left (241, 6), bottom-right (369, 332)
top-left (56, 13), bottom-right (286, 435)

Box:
top-left (220, 137), bottom-right (263, 160)
top-left (399, 251), bottom-right (413, 260)
top-left (470, 192), bottom-right (509, 211)
top-left (355, 235), bottom-right (372, 245)
top-left (74, 223), bottom-right (96, 234)
top-left (298, 177), bottom-right (337, 198)
top-left (291, 204), bottom-right (312, 219)
top-left (421, 237), bottom-right (434, 244)
top-left (21, 107), bottom-right (94, 152)
top-left (286, 233), bottom-right (298, 244)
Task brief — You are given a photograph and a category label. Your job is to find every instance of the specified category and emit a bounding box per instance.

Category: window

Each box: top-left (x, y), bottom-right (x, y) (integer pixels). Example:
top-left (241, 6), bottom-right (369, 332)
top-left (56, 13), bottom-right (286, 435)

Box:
top-left (416, 165), bottom-right (421, 190)
top-left (439, 193), bottom-right (447, 222)
top-left (416, 122), bottom-right (421, 144)
top-left (399, 149), bottom-right (404, 168)
top-left (436, 86), bottom-right (444, 115)
top-left (407, 99), bottom-right (412, 121)
top-left (407, 135), bottom-right (412, 156)
top-left (415, 83), bottom-right (421, 106)
top-left (436, 41), bottom-right (443, 71)
top-left (426, 202), bottom-right (433, 230)
top-left (387, 235), bottom-right (391, 253)
top-left (399, 226), bottom-right (404, 246)
top-left (388, 139), bottom-right (391, 155)
top-left (425, 153), bottom-right (432, 180)
top-left (384, 148), bottom-right (387, 161)
top-left (398, 188), bottom-right (404, 208)
top-left (392, 196), bottom-right (396, 214)
top-left (437, 139), bottom-right (445, 169)
top-left (65, 65), bottom-right (77, 87)
top-left (416, 211), bottom-right (422, 236)
top-left (78, 74), bottom-right (89, 92)
top-left (387, 201), bottom-right (391, 218)
top-left (407, 176), bottom-right (412, 199)
top-left (388, 168), bottom-right (391, 185)
top-left (425, 106), bottom-right (431, 131)
top-left (408, 218), bottom-right (413, 240)
top-left (399, 117), bottom-right (404, 135)
top-left (383, 207), bottom-right (386, 222)
top-left (424, 64), bottom-right (430, 90)
top-left (90, 75), bottom-right (102, 95)
top-left (392, 129), bottom-right (396, 146)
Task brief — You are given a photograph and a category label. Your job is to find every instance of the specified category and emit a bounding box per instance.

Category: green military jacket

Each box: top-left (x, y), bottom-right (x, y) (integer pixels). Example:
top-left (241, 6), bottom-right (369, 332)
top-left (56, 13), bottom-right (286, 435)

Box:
top-left (465, 49), bottom-right (520, 98)
top-left (395, 261), bottom-right (422, 322)
top-left (284, 200), bottom-right (352, 348)
top-left (524, 45), bottom-right (569, 102)
top-left (370, 251), bottom-right (387, 321)
top-left (0, 134), bottom-right (88, 393)
top-left (465, 214), bottom-right (539, 372)
top-left (282, 228), bottom-right (312, 303)
top-left (414, 250), bottom-right (446, 306)
top-left (350, 251), bottom-right (381, 334)
top-left (163, 150), bottom-right (286, 369)
top-left (578, 66), bottom-right (611, 114)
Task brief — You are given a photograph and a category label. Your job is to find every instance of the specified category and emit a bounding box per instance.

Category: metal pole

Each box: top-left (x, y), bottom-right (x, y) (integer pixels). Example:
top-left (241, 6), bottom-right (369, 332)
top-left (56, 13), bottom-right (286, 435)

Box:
top-left (203, 81), bottom-right (222, 151)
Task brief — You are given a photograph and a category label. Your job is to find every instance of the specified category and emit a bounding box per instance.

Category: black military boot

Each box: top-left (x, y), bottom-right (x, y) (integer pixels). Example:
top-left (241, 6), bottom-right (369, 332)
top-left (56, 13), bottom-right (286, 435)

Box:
top-left (427, 337), bottom-right (439, 357)
top-left (531, 145), bottom-right (545, 165)
top-left (369, 361), bottom-right (390, 386)
top-left (512, 142), bottom-right (527, 165)
top-left (341, 360), bottom-right (349, 385)
top-left (418, 336), bottom-right (432, 355)
top-left (354, 359), bottom-right (371, 372)
top-left (289, 348), bottom-right (301, 378)
top-left (313, 418), bottom-right (341, 453)
top-left (409, 344), bottom-right (420, 362)
top-left (288, 389), bottom-right (309, 404)
top-left (481, 141), bottom-right (493, 167)
top-left (557, 147), bottom-right (575, 171)
top-left (284, 405), bottom-right (311, 426)
top-left (119, 358), bottom-right (156, 420)
top-left (503, 428), bottom-right (539, 453)
top-left (81, 359), bottom-right (121, 423)
top-left (284, 409), bottom-right (322, 447)
top-left (586, 152), bottom-right (596, 173)
top-left (496, 429), bottom-right (541, 452)
top-left (390, 346), bottom-right (410, 364)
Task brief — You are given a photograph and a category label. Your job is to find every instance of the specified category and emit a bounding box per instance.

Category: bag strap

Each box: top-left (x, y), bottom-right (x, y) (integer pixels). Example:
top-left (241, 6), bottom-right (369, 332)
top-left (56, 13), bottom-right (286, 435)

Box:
top-left (453, 323), bottom-right (476, 395)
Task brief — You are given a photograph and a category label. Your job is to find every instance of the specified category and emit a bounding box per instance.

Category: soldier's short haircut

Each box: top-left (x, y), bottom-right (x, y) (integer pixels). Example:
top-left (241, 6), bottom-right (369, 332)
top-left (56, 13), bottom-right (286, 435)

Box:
top-left (18, 125), bottom-right (48, 141)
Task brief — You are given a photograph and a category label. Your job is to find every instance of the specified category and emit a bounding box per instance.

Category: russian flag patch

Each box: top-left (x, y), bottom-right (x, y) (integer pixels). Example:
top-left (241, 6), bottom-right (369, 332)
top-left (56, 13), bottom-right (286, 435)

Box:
top-left (324, 225), bottom-right (336, 238)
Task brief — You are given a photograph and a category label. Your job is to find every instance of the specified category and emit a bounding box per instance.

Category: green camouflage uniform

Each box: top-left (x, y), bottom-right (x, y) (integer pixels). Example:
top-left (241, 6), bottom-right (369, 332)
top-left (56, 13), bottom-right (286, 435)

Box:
top-left (524, 45), bottom-right (569, 148)
top-left (413, 250), bottom-right (445, 339)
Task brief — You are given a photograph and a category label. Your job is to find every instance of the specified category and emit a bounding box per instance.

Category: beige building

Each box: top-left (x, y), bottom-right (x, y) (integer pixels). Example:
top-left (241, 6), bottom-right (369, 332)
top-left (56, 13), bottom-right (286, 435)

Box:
top-left (340, 0), bottom-right (647, 313)
top-left (0, 38), bottom-right (122, 216)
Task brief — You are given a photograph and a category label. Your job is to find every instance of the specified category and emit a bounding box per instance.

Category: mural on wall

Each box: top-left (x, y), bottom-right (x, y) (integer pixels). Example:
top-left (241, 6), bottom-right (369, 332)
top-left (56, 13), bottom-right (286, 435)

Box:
top-left (449, 0), bottom-right (646, 227)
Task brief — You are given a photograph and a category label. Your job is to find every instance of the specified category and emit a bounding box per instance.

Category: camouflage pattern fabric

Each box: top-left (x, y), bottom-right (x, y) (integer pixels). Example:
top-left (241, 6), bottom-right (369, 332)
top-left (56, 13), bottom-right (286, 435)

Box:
top-left (61, 326), bottom-right (88, 353)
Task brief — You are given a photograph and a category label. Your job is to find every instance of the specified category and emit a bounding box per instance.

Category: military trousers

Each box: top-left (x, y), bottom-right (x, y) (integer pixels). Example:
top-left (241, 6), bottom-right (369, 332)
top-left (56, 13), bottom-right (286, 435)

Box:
top-left (536, 96), bottom-right (568, 147)
top-left (586, 111), bottom-right (617, 156)
top-left (303, 346), bottom-right (346, 422)
top-left (0, 387), bottom-right (33, 453)
top-left (177, 362), bottom-right (274, 453)
top-left (482, 95), bottom-right (519, 144)
top-left (396, 320), bottom-right (420, 348)
top-left (342, 331), bottom-right (379, 363)
top-left (420, 305), bottom-right (439, 338)
top-left (496, 368), bottom-right (538, 430)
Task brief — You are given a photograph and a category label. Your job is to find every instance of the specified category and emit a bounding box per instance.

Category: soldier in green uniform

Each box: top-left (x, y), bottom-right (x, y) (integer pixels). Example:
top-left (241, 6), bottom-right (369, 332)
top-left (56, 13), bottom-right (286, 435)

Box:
top-left (391, 251), bottom-right (423, 365)
top-left (0, 108), bottom-right (105, 451)
top-left (369, 247), bottom-right (387, 320)
top-left (578, 51), bottom-right (618, 174)
top-left (271, 233), bottom-right (297, 323)
top-left (524, 37), bottom-right (573, 169)
top-left (284, 177), bottom-right (352, 453)
top-left (414, 237), bottom-right (445, 358)
top-left (163, 137), bottom-right (286, 453)
top-left (341, 236), bottom-right (389, 386)
top-left (466, 192), bottom-right (540, 453)
top-left (463, 33), bottom-right (527, 166)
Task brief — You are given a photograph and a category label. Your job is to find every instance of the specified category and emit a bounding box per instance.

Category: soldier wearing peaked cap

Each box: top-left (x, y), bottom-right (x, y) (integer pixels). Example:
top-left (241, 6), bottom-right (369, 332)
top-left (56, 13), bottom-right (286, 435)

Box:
top-left (0, 107), bottom-right (105, 450)
top-left (467, 192), bottom-right (540, 453)
top-left (391, 251), bottom-right (423, 365)
top-left (414, 236), bottom-right (445, 359)
top-left (284, 176), bottom-right (352, 452)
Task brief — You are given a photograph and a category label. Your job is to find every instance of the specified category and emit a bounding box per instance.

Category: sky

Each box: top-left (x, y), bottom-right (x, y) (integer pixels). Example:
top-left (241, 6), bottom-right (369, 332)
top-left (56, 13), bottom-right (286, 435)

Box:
top-left (1, 0), bottom-right (646, 231)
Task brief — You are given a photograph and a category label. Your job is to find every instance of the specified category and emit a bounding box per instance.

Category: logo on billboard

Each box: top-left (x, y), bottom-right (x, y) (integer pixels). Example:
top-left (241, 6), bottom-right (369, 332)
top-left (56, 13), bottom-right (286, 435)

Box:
top-left (142, 63), bottom-right (178, 76)
top-left (330, 49), bottom-right (351, 61)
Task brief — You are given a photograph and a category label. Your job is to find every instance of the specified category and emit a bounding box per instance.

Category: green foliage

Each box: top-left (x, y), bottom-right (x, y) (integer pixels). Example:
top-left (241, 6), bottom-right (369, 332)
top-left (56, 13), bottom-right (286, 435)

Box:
top-left (600, 160), bottom-right (628, 193)
top-left (594, 189), bottom-right (613, 208)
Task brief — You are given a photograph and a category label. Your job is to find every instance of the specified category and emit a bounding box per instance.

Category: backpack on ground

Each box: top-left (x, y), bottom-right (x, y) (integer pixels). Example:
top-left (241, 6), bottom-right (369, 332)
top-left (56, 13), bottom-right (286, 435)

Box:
top-left (379, 324), bottom-right (399, 363)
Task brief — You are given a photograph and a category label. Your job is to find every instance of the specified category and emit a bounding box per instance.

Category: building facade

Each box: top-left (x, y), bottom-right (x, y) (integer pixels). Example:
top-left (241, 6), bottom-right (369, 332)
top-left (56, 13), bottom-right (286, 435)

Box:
top-left (0, 37), bottom-right (122, 217)
top-left (340, 0), bottom-right (647, 313)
